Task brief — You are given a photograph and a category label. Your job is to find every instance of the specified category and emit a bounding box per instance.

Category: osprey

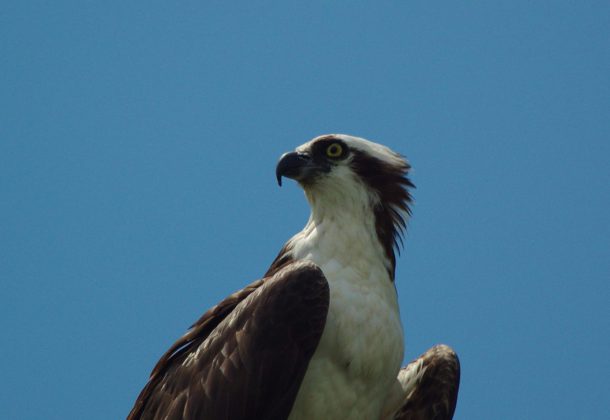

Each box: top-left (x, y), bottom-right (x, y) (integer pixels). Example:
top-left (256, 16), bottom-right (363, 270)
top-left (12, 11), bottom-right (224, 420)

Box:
top-left (128, 134), bottom-right (460, 420)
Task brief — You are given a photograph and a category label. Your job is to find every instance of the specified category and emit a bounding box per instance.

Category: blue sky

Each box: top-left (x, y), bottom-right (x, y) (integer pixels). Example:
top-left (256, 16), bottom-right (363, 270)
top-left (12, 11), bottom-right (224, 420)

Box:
top-left (1, 2), bottom-right (609, 419)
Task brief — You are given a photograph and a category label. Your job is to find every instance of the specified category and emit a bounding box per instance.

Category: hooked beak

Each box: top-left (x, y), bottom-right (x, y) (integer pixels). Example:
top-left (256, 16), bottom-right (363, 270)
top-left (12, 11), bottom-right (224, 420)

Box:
top-left (276, 151), bottom-right (314, 186)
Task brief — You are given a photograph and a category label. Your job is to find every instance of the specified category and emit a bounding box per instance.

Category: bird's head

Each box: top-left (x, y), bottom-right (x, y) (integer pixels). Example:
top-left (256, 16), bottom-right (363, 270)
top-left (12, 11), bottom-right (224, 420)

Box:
top-left (276, 134), bottom-right (414, 268)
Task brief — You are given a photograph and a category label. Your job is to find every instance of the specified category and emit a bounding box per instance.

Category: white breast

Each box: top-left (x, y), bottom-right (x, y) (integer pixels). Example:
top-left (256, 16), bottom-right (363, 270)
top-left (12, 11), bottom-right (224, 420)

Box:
top-left (287, 215), bottom-right (404, 420)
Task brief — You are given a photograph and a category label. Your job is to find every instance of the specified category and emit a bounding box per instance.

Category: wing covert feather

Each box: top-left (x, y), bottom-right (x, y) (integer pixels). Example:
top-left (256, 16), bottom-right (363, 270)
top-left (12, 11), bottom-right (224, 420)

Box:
top-left (128, 261), bottom-right (329, 420)
top-left (393, 344), bottom-right (460, 420)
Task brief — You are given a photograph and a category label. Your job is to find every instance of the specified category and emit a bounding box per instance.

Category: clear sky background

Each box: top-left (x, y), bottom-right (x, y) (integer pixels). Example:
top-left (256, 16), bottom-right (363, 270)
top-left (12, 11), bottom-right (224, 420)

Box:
top-left (2, 2), bottom-right (609, 419)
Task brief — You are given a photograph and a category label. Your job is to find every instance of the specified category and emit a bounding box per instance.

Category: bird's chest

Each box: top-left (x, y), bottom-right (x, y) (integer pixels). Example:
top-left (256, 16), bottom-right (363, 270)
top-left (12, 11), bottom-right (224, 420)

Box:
top-left (326, 262), bottom-right (403, 370)
top-left (288, 259), bottom-right (404, 420)
top-left (287, 220), bottom-right (404, 419)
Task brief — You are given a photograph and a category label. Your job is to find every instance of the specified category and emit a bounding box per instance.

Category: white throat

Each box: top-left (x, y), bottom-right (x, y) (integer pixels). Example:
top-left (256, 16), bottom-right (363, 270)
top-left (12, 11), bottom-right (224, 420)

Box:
top-left (289, 169), bottom-right (391, 276)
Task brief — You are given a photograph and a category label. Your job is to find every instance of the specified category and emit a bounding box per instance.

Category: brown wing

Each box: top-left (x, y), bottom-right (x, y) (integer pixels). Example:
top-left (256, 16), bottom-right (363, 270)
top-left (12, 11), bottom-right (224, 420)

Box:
top-left (393, 344), bottom-right (461, 420)
top-left (127, 261), bottom-right (329, 420)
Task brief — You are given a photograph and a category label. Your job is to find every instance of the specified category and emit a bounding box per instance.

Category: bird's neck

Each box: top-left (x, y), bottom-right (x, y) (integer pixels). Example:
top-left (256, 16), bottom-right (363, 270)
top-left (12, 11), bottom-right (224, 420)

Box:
top-left (288, 187), bottom-right (394, 279)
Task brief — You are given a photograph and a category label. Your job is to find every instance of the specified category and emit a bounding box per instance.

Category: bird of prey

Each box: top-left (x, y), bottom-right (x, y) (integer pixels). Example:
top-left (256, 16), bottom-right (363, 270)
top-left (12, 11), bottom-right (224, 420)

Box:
top-left (127, 134), bottom-right (460, 420)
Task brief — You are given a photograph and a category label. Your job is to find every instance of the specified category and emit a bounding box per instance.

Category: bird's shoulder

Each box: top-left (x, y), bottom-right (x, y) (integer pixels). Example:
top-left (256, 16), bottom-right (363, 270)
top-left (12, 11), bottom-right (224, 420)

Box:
top-left (128, 260), bottom-right (329, 420)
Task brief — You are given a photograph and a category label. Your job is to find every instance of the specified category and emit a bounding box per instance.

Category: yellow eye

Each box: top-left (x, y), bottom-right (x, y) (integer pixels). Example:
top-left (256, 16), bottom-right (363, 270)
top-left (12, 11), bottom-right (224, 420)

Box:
top-left (326, 143), bottom-right (343, 158)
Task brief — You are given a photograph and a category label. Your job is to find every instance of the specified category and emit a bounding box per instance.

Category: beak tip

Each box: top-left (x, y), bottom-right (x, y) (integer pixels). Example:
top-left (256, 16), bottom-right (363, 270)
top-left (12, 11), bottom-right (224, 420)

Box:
top-left (276, 151), bottom-right (309, 187)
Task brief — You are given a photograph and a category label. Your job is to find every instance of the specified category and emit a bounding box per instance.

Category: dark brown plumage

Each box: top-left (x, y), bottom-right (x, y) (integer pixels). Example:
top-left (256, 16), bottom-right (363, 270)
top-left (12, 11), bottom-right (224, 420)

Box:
top-left (393, 345), bottom-right (461, 420)
top-left (350, 147), bottom-right (414, 280)
top-left (127, 261), bottom-right (329, 420)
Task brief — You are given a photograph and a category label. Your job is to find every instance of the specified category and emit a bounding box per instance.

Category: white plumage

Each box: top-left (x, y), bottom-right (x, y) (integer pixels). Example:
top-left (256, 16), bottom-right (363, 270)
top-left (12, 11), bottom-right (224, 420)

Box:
top-left (287, 135), bottom-right (407, 419)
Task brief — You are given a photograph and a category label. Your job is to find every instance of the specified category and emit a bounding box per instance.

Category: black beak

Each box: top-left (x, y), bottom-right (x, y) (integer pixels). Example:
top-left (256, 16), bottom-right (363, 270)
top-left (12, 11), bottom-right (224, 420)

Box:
top-left (275, 151), bottom-right (313, 186)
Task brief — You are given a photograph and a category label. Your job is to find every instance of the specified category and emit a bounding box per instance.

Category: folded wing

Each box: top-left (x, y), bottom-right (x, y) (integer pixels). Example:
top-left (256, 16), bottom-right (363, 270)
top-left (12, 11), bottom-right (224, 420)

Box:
top-left (393, 344), bottom-right (460, 420)
top-left (128, 261), bottom-right (329, 420)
